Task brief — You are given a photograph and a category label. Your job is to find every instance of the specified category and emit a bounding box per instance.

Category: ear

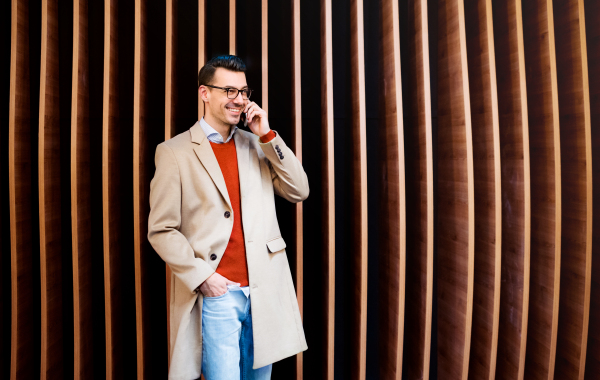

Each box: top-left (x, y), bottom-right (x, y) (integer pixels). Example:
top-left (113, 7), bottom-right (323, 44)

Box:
top-left (199, 86), bottom-right (209, 103)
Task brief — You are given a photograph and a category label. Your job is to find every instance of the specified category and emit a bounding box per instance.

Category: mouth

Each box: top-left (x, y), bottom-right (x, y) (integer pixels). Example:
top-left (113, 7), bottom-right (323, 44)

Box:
top-left (226, 106), bottom-right (242, 115)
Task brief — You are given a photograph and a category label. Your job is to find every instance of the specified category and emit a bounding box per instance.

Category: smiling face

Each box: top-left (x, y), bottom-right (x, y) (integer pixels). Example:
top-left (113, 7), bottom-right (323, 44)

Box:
top-left (200, 67), bottom-right (248, 130)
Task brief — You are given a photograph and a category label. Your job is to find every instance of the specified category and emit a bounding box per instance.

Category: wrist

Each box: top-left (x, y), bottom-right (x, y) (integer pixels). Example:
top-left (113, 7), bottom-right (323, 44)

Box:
top-left (258, 127), bottom-right (271, 137)
top-left (259, 129), bottom-right (276, 143)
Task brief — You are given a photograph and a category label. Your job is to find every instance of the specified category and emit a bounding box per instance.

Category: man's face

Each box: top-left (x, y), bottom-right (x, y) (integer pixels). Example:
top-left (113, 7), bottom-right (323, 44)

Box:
top-left (202, 68), bottom-right (248, 127)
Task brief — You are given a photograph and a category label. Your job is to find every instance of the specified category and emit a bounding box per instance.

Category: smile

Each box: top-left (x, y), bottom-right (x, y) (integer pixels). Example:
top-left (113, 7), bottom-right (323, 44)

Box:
top-left (226, 107), bottom-right (241, 114)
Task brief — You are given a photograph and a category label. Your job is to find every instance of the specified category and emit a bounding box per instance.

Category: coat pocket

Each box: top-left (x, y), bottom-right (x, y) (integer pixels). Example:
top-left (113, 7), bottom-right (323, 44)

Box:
top-left (266, 236), bottom-right (286, 253)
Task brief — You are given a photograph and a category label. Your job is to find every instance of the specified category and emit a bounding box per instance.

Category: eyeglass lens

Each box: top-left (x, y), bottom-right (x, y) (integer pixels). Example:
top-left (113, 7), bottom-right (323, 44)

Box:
top-left (227, 88), bottom-right (252, 100)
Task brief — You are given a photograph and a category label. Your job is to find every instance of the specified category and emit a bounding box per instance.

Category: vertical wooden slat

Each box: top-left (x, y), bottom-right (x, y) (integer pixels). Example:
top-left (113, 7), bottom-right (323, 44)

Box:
top-left (1, 2), bottom-right (13, 378)
top-left (134, 0), bottom-right (147, 378)
top-left (198, 0), bottom-right (205, 120)
top-left (464, 0), bottom-right (502, 378)
top-left (585, 0), bottom-right (600, 375)
top-left (39, 0), bottom-right (63, 377)
top-left (165, 0), bottom-right (176, 141)
top-left (262, 0), bottom-right (268, 112)
top-left (71, 0), bottom-right (94, 377)
top-left (349, 1), bottom-right (369, 379)
top-left (493, 0), bottom-right (531, 379)
top-left (9, 0), bottom-right (37, 378)
top-left (102, 0), bottom-right (124, 376)
top-left (229, 0), bottom-right (235, 55)
top-left (378, 0), bottom-right (405, 378)
top-left (402, 0), bottom-right (434, 378)
top-left (164, 0), bottom-right (176, 361)
top-left (436, 0), bottom-right (475, 378)
top-left (321, 0), bottom-right (334, 378)
top-left (522, 0), bottom-right (562, 378)
top-left (291, 0), bottom-right (303, 378)
top-left (553, 0), bottom-right (592, 379)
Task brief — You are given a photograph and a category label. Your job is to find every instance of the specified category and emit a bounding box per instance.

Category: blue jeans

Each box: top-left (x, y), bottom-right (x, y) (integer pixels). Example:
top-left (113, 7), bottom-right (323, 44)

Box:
top-left (201, 288), bottom-right (272, 380)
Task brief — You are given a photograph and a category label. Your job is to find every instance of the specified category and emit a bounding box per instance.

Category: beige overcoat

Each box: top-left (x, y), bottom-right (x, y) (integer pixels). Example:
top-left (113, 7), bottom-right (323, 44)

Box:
top-left (148, 122), bottom-right (308, 380)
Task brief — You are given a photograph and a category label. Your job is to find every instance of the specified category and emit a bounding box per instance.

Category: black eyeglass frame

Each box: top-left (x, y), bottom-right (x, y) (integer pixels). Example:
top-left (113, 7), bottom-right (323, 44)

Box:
top-left (201, 84), bottom-right (253, 100)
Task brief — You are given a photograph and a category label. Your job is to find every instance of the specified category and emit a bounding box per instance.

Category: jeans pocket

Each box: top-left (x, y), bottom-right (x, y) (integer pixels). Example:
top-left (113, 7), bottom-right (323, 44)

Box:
top-left (203, 289), bottom-right (229, 300)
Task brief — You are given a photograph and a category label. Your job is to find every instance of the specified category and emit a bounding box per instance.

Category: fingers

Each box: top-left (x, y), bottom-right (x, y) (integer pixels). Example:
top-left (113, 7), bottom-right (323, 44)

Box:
top-left (200, 274), bottom-right (242, 297)
top-left (248, 108), bottom-right (266, 123)
top-left (243, 101), bottom-right (256, 113)
top-left (244, 102), bottom-right (266, 123)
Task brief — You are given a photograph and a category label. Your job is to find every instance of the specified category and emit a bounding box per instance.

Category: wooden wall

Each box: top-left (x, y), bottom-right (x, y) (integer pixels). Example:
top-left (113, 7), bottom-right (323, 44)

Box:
top-left (2, 0), bottom-right (599, 379)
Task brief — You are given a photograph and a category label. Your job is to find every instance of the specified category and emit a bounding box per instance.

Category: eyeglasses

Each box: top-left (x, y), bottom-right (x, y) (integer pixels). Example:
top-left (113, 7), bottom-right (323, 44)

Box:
top-left (203, 84), bottom-right (253, 100)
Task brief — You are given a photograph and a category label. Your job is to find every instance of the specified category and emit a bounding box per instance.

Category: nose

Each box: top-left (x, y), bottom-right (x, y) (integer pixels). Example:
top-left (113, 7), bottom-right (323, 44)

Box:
top-left (232, 92), bottom-right (245, 105)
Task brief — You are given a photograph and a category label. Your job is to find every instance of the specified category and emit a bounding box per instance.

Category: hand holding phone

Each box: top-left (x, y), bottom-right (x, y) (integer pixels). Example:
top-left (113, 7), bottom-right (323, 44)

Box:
top-left (243, 101), bottom-right (271, 138)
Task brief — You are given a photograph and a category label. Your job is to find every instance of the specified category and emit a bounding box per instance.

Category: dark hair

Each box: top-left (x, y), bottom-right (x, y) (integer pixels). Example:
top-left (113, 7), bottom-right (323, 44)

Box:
top-left (198, 55), bottom-right (247, 87)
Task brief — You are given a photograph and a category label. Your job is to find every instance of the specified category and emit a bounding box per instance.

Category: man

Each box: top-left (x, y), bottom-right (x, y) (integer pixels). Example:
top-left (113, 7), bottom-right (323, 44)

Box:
top-left (148, 55), bottom-right (308, 380)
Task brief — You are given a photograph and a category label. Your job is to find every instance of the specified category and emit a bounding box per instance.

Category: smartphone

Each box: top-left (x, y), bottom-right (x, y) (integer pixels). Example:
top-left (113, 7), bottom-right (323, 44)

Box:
top-left (240, 111), bottom-right (248, 127)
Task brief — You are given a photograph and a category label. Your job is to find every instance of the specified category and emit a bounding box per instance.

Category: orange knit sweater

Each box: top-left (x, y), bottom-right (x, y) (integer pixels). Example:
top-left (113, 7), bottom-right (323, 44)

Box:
top-left (210, 130), bottom-right (276, 286)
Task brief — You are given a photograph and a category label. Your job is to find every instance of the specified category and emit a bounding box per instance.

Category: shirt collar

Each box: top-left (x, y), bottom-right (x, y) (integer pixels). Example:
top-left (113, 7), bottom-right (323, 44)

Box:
top-left (200, 117), bottom-right (238, 144)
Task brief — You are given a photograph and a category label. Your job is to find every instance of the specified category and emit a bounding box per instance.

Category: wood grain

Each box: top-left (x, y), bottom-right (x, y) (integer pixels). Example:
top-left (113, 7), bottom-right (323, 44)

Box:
top-left (102, 0), bottom-right (125, 376)
top-left (522, 0), bottom-right (562, 378)
top-left (349, 1), bottom-right (369, 379)
top-left (165, 0), bottom-right (176, 141)
top-left (229, 0), bottom-right (235, 55)
top-left (39, 0), bottom-right (64, 377)
top-left (553, 1), bottom-right (592, 379)
top-left (402, 0), bottom-right (434, 379)
top-left (492, 0), bottom-right (531, 379)
top-left (464, 0), bottom-right (502, 378)
top-left (134, 0), bottom-right (149, 377)
top-left (377, 0), bottom-right (406, 378)
top-left (436, 0), bottom-right (475, 379)
top-left (164, 0), bottom-right (176, 361)
top-left (262, 0), bottom-right (268, 112)
top-left (9, 0), bottom-right (38, 378)
top-left (198, 0), bottom-right (205, 120)
top-left (321, 0), bottom-right (335, 378)
top-left (292, 0), bottom-right (303, 377)
top-left (70, 0), bottom-right (95, 377)
top-left (585, 0), bottom-right (600, 376)
top-left (1, 2), bottom-right (12, 377)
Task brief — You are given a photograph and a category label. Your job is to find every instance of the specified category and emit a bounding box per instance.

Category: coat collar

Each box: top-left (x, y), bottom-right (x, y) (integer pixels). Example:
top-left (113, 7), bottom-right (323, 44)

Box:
top-left (190, 122), bottom-right (251, 211)
top-left (190, 122), bottom-right (231, 208)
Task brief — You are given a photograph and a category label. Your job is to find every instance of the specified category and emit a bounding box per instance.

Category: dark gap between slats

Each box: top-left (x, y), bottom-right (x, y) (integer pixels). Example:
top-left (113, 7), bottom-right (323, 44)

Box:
top-left (88, 0), bottom-right (107, 377)
top-left (299, 0), bottom-right (325, 377)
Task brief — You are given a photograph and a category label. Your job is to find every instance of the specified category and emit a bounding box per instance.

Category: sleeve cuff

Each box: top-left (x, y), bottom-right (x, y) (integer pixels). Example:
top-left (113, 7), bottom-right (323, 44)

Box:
top-left (259, 130), bottom-right (277, 143)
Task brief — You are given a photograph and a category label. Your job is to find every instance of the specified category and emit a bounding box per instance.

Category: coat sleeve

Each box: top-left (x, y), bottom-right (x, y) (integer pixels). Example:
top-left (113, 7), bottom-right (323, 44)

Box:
top-left (148, 143), bottom-right (215, 294)
top-left (259, 131), bottom-right (310, 203)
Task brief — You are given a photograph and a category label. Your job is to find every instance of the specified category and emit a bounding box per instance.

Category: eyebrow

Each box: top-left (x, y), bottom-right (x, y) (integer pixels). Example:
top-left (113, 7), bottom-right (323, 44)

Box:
top-left (221, 85), bottom-right (249, 89)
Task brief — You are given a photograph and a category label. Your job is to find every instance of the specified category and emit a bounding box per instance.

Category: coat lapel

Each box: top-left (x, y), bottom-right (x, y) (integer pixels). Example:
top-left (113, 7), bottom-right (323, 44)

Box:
top-left (234, 131), bottom-right (250, 203)
top-left (190, 122), bottom-right (232, 208)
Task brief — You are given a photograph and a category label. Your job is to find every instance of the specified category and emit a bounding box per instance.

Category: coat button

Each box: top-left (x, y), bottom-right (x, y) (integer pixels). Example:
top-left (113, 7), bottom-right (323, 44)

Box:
top-left (275, 145), bottom-right (280, 150)
top-left (210, 253), bottom-right (217, 260)
top-left (279, 154), bottom-right (284, 159)
top-left (224, 211), bottom-right (231, 218)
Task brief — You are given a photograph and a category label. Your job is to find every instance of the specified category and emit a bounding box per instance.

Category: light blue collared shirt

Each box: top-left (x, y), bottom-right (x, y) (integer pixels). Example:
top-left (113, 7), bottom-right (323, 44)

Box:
top-left (200, 117), bottom-right (238, 144)
top-left (199, 117), bottom-right (250, 298)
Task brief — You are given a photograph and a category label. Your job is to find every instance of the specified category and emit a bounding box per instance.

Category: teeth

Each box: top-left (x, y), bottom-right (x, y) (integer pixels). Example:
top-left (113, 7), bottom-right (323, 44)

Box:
top-left (226, 107), bottom-right (241, 113)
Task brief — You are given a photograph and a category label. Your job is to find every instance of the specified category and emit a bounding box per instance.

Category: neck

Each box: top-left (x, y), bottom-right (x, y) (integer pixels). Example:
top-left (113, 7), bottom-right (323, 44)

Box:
top-left (204, 113), bottom-right (232, 141)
